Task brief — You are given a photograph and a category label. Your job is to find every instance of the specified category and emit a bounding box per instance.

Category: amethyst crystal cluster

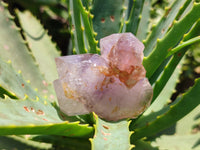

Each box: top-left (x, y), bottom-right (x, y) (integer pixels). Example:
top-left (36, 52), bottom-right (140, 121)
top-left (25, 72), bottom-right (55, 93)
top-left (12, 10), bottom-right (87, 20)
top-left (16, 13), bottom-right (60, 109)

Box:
top-left (54, 33), bottom-right (153, 121)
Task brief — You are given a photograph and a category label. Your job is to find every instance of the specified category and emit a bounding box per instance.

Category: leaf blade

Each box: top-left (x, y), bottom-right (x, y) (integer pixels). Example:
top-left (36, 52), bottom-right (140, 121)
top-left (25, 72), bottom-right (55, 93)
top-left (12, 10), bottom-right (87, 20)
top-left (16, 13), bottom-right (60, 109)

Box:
top-left (131, 78), bottom-right (200, 141)
top-left (144, 2), bottom-right (200, 78)
top-left (0, 2), bottom-right (55, 99)
top-left (0, 97), bottom-right (94, 138)
top-left (17, 10), bottom-right (60, 83)
top-left (91, 116), bottom-right (132, 150)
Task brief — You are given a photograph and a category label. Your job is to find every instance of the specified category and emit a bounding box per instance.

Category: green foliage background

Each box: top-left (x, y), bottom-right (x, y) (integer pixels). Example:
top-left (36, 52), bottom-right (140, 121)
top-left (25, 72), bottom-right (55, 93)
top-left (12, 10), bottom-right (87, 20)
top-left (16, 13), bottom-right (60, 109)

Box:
top-left (0, 0), bottom-right (200, 149)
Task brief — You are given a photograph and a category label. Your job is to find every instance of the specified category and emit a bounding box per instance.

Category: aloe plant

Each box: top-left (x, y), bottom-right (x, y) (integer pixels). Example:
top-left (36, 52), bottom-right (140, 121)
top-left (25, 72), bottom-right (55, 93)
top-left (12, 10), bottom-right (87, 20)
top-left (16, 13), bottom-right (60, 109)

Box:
top-left (0, 0), bottom-right (200, 149)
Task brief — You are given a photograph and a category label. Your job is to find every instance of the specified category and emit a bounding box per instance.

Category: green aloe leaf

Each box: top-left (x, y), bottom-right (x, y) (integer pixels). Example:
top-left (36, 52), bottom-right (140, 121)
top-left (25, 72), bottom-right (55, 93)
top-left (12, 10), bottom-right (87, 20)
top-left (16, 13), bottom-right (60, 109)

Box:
top-left (0, 136), bottom-right (52, 150)
top-left (175, 104), bottom-right (200, 134)
top-left (0, 56), bottom-right (93, 137)
top-left (150, 18), bottom-right (200, 102)
top-left (91, 0), bottom-right (125, 41)
top-left (0, 2), bottom-right (55, 99)
top-left (125, 0), bottom-right (145, 35)
top-left (0, 96), bottom-right (94, 138)
top-left (143, 2), bottom-right (200, 78)
top-left (131, 78), bottom-right (200, 141)
top-left (132, 56), bottom-right (184, 129)
top-left (0, 57), bottom-right (44, 101)
top-left (69, 0), bottom-right (99, 54)
top-left (136, 0), bottom-right (151, 41)
top-left (134, 140), bottom-right (158, 150)
top-left (17, 10), bottom-right (60, 83)
top-left (143, 0), bottom-right (189, 56)
top-left (175, 0), bottom-right (194, 20)
top-left (166, 36), bottom-right (200, 58)
top-left (152, 133), bottom-right (200, 150)
top-left (91, 116), bottom-right (133, 150)
top-left (32, 135), bottom-right (91, 150)
top-left (131, 20), bottom-right (200, 128)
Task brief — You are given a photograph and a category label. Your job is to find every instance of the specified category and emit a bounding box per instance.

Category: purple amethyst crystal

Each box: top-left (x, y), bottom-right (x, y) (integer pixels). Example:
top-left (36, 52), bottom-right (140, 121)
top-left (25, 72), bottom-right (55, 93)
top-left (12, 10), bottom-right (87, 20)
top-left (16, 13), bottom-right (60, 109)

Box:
top-left (54, 33), bottom-right (153, 121)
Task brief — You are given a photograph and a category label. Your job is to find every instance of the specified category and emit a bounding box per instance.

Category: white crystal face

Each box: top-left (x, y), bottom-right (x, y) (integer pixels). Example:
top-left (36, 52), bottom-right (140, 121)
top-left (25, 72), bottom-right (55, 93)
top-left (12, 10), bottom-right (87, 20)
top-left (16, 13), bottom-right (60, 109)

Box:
top-left (54, 33), bottom-right (153, 121)
top-left (53, 79), bottom-right (90, 115)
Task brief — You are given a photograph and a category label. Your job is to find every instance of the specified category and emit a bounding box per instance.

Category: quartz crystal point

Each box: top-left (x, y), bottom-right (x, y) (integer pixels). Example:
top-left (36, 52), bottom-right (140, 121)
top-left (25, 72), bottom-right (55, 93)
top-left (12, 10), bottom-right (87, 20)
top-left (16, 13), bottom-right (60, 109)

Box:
top-left (54, 33), bottom-right (153, 121)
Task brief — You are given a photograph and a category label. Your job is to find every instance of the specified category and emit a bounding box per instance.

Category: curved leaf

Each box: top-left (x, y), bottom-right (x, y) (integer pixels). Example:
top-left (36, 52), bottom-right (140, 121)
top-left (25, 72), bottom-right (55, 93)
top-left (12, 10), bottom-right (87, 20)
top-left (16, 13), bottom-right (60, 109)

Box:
top-left (69, 0), bottom-right (99, 54)
top-left (91, 116), bottom-right (132, 150)
top-left (125, 0), bottom-right (145, 34)
top-left (91, 0), bottom-right (125, 41)
top-left (0, 57), bottom-right (43, 100)
top-left (0, 2), bottom-right (55, 99)
top-left (143, 2), bottom-right (200, 78)
top-left (136, 0), bottom-right (151, 41)
top-left (0, 136), bottom-right (52, 150)
top-left (131, 78), bottom-right (200, 141)
top-left (17, 10), bottom-right (60, 83)
top-left (143, 0), bottom-right (189, 56)
top-left (152, 133), bottom-right (200, 150)
top-left (0, 96), bottom-right (94, 138)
